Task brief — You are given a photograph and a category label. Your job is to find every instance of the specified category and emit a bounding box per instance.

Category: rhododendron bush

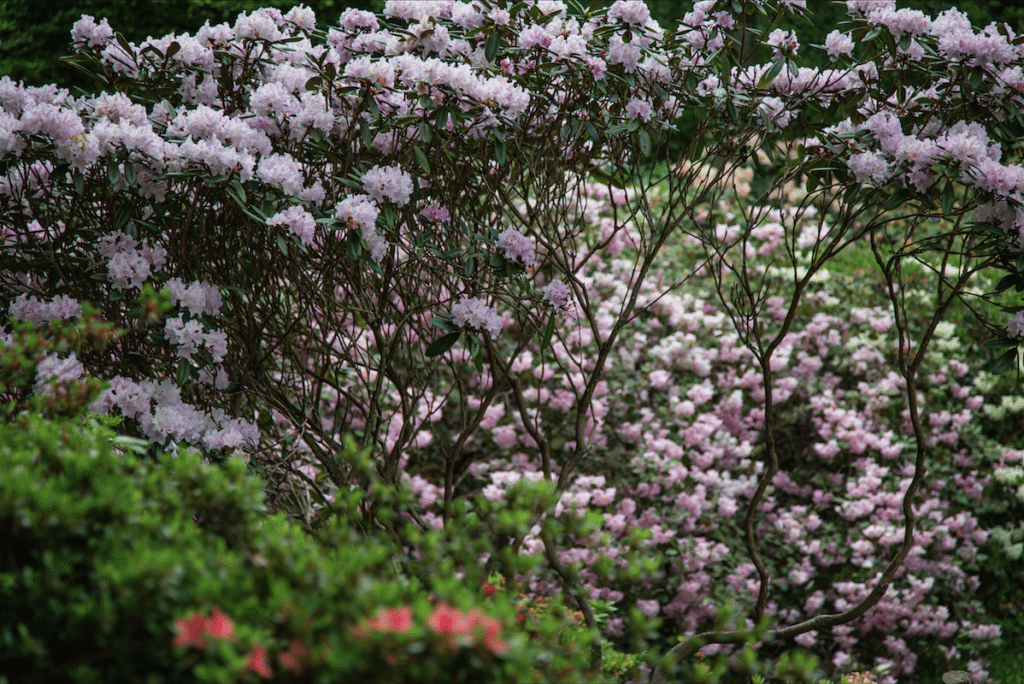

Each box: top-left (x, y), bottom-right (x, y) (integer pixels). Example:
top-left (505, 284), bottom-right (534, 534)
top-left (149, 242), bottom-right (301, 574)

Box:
top-left (3, 0), bottom-right (1024, 681)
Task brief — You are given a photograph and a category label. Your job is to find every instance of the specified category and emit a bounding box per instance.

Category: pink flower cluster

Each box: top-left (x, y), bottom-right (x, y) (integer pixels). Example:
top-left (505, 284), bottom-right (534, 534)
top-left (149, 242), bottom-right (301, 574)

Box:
top-left (172, 606), bottom-right (275, 679)
top-left (496, 228), bottom-right (536, 268)
top-left (352, 602), bottom-right (508, 657)
top-left (451, 297), bottom-right (503, 339)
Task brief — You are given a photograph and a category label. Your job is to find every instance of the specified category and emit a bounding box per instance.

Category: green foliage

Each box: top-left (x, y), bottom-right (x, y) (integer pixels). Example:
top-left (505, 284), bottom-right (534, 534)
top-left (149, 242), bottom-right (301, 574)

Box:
top-left (0, 408), bottom-right (611, 682)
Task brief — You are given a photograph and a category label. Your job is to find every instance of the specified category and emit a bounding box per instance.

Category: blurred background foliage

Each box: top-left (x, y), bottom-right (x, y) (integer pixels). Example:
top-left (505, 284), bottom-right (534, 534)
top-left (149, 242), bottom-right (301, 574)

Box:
top-left (2, 0), bottom-right (1023, 92)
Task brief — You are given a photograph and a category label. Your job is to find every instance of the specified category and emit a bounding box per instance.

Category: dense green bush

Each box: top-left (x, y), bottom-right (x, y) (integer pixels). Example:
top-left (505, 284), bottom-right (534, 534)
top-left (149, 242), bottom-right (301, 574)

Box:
top-left (0, 407), bottom-right (617, 683)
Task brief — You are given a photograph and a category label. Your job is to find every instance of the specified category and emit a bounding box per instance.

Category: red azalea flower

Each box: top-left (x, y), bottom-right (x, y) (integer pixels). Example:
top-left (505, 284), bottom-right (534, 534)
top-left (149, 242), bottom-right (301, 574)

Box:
top-left (377, 606), bottom-right (413, 633)
top-left (246, 644), bottom-right (273, 679)
top-left (466, 609), bottom-right (508, 655)
top-left (205, 606), bottom-right (236, 642)
top-left (173, 612), bottom-right (207, 649)
top-left (353, 605), bottom-right (414, 639)
top-left (278, 639), bottom-right (312, 673)
top-left (427, 603), bottom-right (473, 638)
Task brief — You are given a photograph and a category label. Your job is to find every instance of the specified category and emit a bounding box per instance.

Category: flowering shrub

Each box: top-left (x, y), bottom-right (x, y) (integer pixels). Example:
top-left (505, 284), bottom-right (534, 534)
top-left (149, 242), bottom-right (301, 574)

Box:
top-left (4, 0), bottom-right (1024, 682)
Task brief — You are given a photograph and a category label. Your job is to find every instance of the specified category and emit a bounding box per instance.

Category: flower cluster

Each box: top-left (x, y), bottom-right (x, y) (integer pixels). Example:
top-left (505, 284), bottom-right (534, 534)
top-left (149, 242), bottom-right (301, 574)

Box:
top-left (172, 606), bottom-right (275, 679)
top-left (352, 603), bottom-right (508, 657)
top-left (496, 228), bottom-right (536, 268)
top-left (451, 297), bottom-right (503, 339)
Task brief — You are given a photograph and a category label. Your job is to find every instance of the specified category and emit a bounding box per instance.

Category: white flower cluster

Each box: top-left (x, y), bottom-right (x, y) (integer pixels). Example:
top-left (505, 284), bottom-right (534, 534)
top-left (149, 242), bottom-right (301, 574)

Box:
top-left (450, 296), bottom-right (502, 339)
top-left (496, 228), bottom-right (536, 267)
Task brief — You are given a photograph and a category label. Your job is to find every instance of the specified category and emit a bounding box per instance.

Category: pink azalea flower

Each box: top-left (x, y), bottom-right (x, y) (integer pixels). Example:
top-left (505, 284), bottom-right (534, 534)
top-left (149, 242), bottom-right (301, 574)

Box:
top-left (172, 612), bottom-right (208, 649)
top-left (205, 606), bottom-right (236, 641)
top-left (246, 644), bottom-right (273, 679)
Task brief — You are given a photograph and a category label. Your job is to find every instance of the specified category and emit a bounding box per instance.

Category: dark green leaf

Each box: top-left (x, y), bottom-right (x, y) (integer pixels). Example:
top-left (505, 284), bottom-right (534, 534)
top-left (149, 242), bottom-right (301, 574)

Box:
top-left (113, 202), bottom-right (133, 229)
top-left (73, 169), bottom-right (85, 195)
top-left (123, 163), bottom-right (137, 187)
top-left (107, 160), bottom-right (120, 185)
top-left (276, 234), bottom-right (289, 256)
top-left (494, 138), bottom-right (506, 165)
top-left (425, 332), bottom-right (461, 357)
top-left (983, 337), bottom-right (1020, 350)
top-left (992, 347), bottom-right (1018, 374)
top-left (539, 312), bottom-right (555, 350)
top-left (430, 316), bottom-right (458, 332)
top-left (883, 189), bottom-right (908, 211)
top-left (940, 181), bottom-right (954, 216)
top-left (843, 183), bottom-right (860, 205)
top-left (638, 129), bottom-right (651, 157)
top-left (414, 146), bottom-right (431, 175)
top-left (176, 359), bottom-right (194, 387)
top-left (996, 274), bottom-right (1018, 293)
top-left (485, 30), bottom-right (501, 63)
top-left (418, 120), bottom-right (433, 144)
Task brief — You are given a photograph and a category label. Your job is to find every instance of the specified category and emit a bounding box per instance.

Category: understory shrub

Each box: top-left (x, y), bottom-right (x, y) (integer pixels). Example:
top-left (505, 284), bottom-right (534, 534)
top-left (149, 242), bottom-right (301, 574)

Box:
top-left (0, 324), bottom-right (611, 683)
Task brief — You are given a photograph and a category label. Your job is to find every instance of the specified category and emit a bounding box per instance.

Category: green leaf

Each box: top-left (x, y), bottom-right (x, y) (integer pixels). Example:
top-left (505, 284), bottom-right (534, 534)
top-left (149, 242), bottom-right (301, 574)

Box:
top-left (425, 332), bottom-right (461, 357)
top-left (107, 160), bottom-right (121, 185)
top-left (485, 30), bottom-right (501, 63)
top-left (494, 138), bottom-right (506, 165)
top-left (414, 146), bottom-right (431, 175)
top-left (983, 337), bottom-right (1020, 350)
top-left (418, 120), bottom-right (433, 144)
top-left (843, 183), bottom-right (860, 205)
top-left (436, 107), bottom-right (449, 128)
top-left (228, 180), bottom-right (246, 205)
top-left (115, 32), bottom-right (134, 56)
top-left (883, 189), bottom-right (908, 211)
top-left (584, 121), bottom-right (600, 142)
top-left (73, 169), bottom-right (85, 195)
top-left (123, 163), bottom-right (137, 187)
top-left (539, 312), bottom-right (555, 350)
top-left (638, 129), bottom-right (651, 157)
top-left (996, 274), bottom-right (1019, 293)
top-left (176, 359), bottom-right (194, 387)
top-left (992, 347), bottom-right (1019, 374)
top-left (113, 202), bottom-right (133, 229)
top-left (470, 335), bottom-right (483, 372)
top-left (430, 316), bottom-right (458, 332)
top-left (276, 233), bottom-right (289, 256)
top-left (940, 181), bottom-right (954, 215)
top-left (757, 59), bottom-right (785, 89)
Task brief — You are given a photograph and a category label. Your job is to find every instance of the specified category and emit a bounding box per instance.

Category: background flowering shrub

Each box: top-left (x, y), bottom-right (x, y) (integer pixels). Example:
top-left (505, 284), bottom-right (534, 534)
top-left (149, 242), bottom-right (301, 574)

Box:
top-left (3, 0), bottom-right (1024, 682)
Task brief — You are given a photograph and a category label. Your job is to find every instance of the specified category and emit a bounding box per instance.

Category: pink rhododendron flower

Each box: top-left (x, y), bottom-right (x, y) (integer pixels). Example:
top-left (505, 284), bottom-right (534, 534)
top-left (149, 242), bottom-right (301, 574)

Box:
top-left (1007, 311), bottom-right (1024, 338)
top-left (496, 228), bottom-right (536, 267)
top-left (542, 279), bottom-right (571, 308)
top-left (362, 164), bottom-right (413, 206)
top-left (451, 297), bottom-right (502, 339)
top-left (825, 30), bottom-right (855, 58)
